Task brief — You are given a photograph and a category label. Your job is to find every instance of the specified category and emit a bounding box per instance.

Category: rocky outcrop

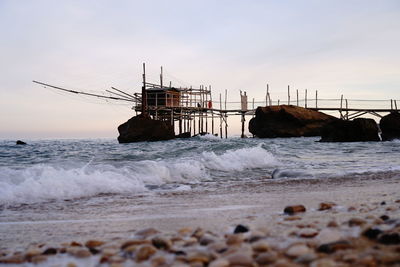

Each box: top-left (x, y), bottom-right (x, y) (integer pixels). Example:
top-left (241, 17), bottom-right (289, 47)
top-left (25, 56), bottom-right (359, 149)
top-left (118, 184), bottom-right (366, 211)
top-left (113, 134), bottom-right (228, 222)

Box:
top-left (16, 140), bottom-right (26, 145)
top-left (320, 118), bottom-right (380, 142)
top-left (380, 112), bottom-right (400, 141)
top-left (248, 105), bottom-right (337, 138)
top-left (117, 115), bottom-right (175, 143)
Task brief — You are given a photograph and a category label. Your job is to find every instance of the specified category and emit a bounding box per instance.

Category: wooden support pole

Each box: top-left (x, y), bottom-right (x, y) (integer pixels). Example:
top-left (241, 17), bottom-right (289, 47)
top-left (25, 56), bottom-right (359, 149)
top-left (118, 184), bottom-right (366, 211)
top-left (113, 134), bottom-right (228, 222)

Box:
top-left (193, 113), bottom-right (196, 136)
top-left (266, 84), bottom-right (269, 106)
top-left (160, 66), bottom-right (163, 88)
top-left (340, 94), bottom-right (343, 119)
top-left (179, 112), bottom-right (182, 135)
top-left (225, 89), bottom-right (228, 139)
top-left (345, 99), bottom-right (349, 120)
top-left (155, 93), bottom-right (158, 120)
top-left (241, 112), bottom-right (245, 138)
top-left (395, 100), bottom-right (398, 111)
top-left (305, 89), bottom-right (308, 108)
top-left (288, 85), bottom-right (290, 105)
top-left (210, 85), bottom-right (214, 135)
top-left (205, 86), bottom-right (208, 133)
top-left (296, 89), bottom-right (299, 106)
top-left (268, 92), bottom-right (272, 106)
top-left (391, 99), bottom-right (393, 110)
top-left (225, 114), bottom-right (228, 139)
top-left (278, 99), bottom-right (280, 106)
top-left (219, 93), bottom-right (223, 139)
top-left (315, 90), bottom-right (318, 109)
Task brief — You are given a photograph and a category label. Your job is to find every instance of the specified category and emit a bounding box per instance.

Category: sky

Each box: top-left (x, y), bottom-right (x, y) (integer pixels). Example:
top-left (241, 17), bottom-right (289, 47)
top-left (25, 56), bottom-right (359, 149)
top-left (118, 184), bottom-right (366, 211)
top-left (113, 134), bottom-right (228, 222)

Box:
top-left (0, 0), bottom-right (399, 138)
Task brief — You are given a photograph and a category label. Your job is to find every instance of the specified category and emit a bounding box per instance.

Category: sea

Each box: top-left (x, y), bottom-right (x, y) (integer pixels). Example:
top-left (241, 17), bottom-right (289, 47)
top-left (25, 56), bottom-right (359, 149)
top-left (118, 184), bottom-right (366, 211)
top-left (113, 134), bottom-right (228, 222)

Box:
top-left (1, 136), bottom-right (400, 206)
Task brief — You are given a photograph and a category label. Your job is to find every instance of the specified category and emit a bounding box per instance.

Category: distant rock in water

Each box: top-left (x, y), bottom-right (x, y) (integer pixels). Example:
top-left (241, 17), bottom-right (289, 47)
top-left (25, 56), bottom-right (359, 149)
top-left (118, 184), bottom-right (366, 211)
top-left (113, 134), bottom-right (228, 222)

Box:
top-left (248, 105), bottom-right (337, 138)
top-left (117, 115), bottom-right (175, 143)
top-left (16, 140), bottom-right (27, 145)
top-left (380, 112), bottom-right (400, 141)
top-left (320, 118), bottom-right (380, 142)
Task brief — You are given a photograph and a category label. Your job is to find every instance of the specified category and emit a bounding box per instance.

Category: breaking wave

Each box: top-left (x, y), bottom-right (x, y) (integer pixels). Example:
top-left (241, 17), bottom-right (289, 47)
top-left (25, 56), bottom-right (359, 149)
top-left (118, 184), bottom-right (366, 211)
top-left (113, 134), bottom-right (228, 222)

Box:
top-left (0, 145), bottom-right (277, 205)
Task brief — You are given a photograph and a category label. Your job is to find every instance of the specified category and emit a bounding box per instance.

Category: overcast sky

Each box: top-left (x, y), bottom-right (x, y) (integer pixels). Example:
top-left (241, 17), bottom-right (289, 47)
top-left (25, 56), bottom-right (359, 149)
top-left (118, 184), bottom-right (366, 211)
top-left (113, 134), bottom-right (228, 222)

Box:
top-left (1, 0), bottom-right (399, 138)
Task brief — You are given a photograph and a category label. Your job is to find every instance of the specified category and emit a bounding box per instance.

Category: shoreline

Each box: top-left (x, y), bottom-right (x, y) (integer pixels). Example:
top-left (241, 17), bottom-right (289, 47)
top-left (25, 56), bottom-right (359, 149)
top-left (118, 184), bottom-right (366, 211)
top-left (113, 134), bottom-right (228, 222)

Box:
top-left (0, 171), bottom-right (399, 265)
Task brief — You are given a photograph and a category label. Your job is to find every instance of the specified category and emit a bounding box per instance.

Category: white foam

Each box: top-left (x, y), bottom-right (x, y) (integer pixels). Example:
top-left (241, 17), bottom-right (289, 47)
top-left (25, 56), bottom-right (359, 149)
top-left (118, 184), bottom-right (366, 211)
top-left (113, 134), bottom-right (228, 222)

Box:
top-left (201, 144), bottom-right (278, 171)
top-left (0, 164), bottom-right (147, 205)
top-left (199, 133), bottom-right (221, 140)
top-left (0, 145), bottom-right (278, 205)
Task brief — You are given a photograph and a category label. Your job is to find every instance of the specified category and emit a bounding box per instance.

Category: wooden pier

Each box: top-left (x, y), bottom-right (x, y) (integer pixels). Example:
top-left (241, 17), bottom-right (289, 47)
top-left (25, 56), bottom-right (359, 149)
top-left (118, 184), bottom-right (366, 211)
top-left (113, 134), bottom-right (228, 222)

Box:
top-left (33, 64), bottom-right (399, 138)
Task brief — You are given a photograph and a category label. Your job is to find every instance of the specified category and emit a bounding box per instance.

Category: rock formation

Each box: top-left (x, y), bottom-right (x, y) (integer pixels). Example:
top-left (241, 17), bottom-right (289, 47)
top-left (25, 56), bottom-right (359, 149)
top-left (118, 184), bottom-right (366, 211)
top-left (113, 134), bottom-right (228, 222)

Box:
top-left (248, 105), bottom-right (337, 138)
top-left (320, 118), bottom-right (380, 142)
top-left (380, 112), bottom-right (400, 141)
top-left (16, 140), bottom-right (27, 145)
top-left (117, 115), bottom-right (175, 143)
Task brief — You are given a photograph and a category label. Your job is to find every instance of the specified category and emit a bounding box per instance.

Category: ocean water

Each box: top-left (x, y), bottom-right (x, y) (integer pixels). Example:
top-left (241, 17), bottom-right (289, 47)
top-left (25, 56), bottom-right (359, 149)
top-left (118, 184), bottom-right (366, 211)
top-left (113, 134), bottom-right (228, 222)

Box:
top-left (1, 136), bottom-right (400, 207)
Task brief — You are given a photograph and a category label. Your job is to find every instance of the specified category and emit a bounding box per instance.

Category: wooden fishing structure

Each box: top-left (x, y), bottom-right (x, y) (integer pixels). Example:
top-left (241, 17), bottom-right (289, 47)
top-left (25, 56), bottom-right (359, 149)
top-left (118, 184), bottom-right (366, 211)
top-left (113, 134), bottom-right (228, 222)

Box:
top-left (33, 63), bottom-right (399, 138)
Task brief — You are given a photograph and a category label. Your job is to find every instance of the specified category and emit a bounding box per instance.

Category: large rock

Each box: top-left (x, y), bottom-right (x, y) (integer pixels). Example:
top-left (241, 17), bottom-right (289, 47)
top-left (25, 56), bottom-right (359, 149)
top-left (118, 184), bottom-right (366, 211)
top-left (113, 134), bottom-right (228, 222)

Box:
top-left (380, 112), bottom-right (400, 141)
top-left (320, 118), bottom-right (380, 142)
top-left (117, 115), bottom-right (175, 143)
top-left (248, 105), bottom-right (337, 138)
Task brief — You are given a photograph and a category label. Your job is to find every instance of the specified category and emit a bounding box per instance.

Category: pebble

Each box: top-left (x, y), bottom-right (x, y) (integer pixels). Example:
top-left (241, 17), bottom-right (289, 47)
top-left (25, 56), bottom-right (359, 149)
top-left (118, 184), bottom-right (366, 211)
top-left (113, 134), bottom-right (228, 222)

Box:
top-left (70, 241), bottom-right (82, 247)
top-left (208, 258), bottom-right (229, 267)
top-left (318, 202), bottom-right (336, 211)
top-left (152, 236), bottom-right (172, 250)
top-left (187, 250), bottom-right (212, 264)
top-left (326, 220), bottom-right (338, 228)
top-left (67, 248), bottom-right (92, 258)
top-left (30, 255), bottom-right (47, 264)
top-left (85, 240), bottom-right (105, 248)
top-left (348, 217), bottom-right (366, 227)
top-left (317, 228), bottom-right (341, 244)
top-left (0, 255), bottom-right (25, 264)
top-left (135, 245), bottom-right (157, 262)
top-left (294, 253), bottom-right (317, 264)
top-left (42, 247), bottom-right (58, 255)
top-left (363, 228), bottom-right (382, 240)
top-left (380, 214), bottom-right (390, 221)
top-left (192, 228), bottom-right (205, 239)
top-left (285, 244), bottom-right (312, 258)
top-left (251, 240), bottom-right (270, 252)
top-left (299, 228), bottom-right (319, 238)
top-left (378, 232), bottom-right (400, 245)
top-left (316, 240), bottom-right (352, 253)
top-left (284, 205), bottom-right (306, 215)
top-left (233, 224), bottom-right (249, 234)
top-left (121, 239), bottom-right (150, 250)
top-left (25, 247), bottom-right (42, 258)
top-left (225, 234), bottom-right (244, 246)
top-left (310, 258), bottom-right (337, 267)
top-left (225, 252), bottom-right (253, 267)
top-left (255, 251), bottom-right (278, 264)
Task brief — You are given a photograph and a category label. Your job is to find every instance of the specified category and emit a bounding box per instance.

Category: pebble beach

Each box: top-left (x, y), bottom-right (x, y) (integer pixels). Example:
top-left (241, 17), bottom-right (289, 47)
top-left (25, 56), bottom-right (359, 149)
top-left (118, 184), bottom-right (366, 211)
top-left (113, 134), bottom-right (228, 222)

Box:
top-left (1, 170), bottom-right (399, 266)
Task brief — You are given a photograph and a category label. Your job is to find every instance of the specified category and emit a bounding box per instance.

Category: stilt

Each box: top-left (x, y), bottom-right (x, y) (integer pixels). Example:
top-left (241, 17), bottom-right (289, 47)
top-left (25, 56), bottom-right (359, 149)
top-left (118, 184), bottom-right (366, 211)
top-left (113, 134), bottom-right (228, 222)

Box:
top-left (219, 93), bottom-right (223, 139)
top-left (241, 112), bottom-right (245, 138)
top-left (305, 89), bottom-right (308, 108)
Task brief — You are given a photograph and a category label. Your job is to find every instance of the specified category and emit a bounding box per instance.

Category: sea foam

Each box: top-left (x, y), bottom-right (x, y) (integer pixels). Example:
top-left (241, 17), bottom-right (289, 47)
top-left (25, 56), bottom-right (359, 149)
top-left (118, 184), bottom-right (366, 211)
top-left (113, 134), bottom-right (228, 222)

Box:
top-left (0, 145), bottom-right (277, 205)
